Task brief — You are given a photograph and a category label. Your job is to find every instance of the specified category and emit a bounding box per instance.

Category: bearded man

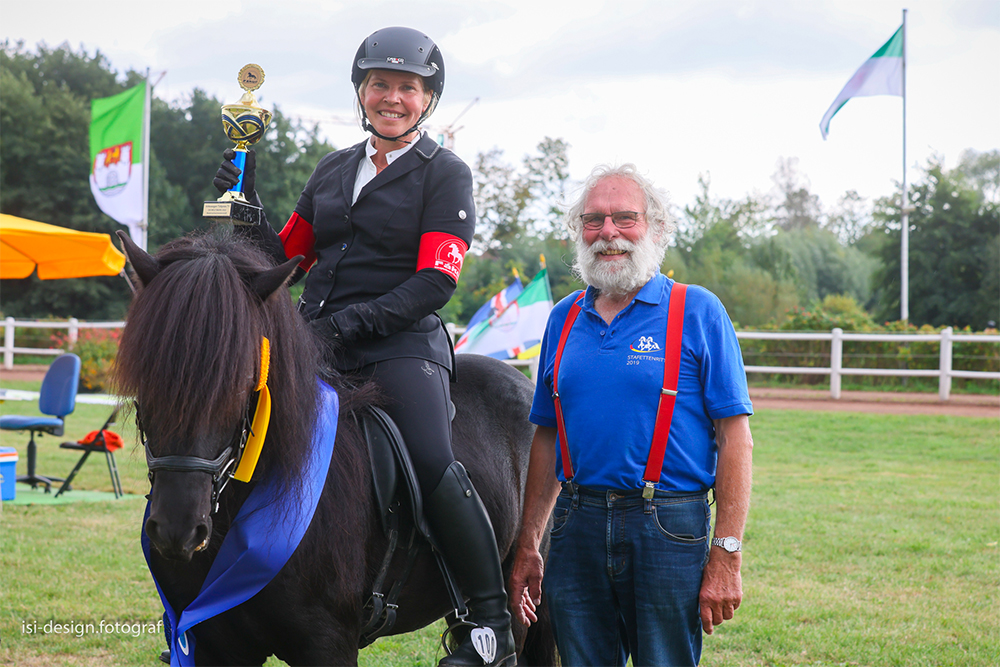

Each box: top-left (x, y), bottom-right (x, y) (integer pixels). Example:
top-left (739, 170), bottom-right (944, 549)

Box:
top-left (509, 164), bottom-right (754, 667)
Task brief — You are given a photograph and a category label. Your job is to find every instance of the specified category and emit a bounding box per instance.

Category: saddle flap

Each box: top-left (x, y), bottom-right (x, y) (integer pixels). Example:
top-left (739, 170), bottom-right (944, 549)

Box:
top-left (361, 406), bottom-right (432, 540)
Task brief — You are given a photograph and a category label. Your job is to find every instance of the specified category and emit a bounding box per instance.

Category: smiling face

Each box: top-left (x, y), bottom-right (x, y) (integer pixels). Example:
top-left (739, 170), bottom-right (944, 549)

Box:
top-left (574, 176), bottom-right (663, 297)
top-left (581, 176), bottom-right (649, 253)
top-left (359, 69), bottom-right (431, 143)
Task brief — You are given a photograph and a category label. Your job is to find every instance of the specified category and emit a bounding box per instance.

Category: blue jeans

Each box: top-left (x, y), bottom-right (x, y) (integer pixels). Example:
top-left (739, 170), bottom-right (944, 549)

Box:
top-left (545, 484), bottom-right (710, 667)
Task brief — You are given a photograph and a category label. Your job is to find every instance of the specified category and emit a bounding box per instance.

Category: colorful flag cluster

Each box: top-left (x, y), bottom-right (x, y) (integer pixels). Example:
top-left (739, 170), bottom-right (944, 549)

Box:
top-left (455, 268), bottom-right (553, 360)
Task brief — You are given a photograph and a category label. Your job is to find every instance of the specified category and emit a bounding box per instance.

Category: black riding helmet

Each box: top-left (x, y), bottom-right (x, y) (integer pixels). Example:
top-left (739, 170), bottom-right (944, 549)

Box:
top-left (352, 26), bottom-right (445, 142)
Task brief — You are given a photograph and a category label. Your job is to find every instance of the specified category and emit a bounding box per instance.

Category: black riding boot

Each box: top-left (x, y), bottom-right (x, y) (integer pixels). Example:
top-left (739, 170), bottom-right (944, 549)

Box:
top-left (425, 461), bottom-right (517, 667)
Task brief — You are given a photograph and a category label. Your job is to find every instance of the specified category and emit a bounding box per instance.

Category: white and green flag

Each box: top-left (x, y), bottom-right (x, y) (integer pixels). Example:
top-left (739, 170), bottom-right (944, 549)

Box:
top-left (89, 82), bottom-right (146, 243)
top-left (456, 267), bottom-right (553, 360)
top-left (820, 25), bottom-right (903, 139)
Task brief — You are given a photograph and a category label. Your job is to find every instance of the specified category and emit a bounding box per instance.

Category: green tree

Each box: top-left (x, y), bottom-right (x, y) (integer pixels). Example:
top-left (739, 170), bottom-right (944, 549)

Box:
top-left (0, 41), bottom-right (335, 319)
top-left (448, 139), bottom-right (575, 326)
top-left (0, 41), bottom-right (139, 319)
top-left (670, 175), bottom-right (798, 327)
top-left (771, 157), bottom-right (822, 232)
top-left (471, 138), bottom-right (570, 251)
top-left (871, 151), bottom-right (1000, 328)
top-left (825, 190), bottom-right (876, 246)
top-left (774, 226), bottom-right (879, 307)
top-left (151, 93), bottom-right (336, 240)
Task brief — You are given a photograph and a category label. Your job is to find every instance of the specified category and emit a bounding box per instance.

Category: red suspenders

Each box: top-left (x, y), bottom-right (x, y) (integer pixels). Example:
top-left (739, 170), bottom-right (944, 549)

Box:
top-left (551, 283), bottom-right (688, 499)
top-left (551, 293), bottom-right (586, 481)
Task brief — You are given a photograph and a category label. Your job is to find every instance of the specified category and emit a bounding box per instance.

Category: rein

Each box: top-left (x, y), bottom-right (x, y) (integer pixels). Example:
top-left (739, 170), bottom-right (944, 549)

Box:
top-left (141, 337), bottom-right (273, 514)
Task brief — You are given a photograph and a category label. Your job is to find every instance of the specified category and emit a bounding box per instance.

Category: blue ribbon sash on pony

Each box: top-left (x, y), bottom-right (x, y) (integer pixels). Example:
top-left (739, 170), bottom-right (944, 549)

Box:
top-left (142, 379), bottom-right (339, 666)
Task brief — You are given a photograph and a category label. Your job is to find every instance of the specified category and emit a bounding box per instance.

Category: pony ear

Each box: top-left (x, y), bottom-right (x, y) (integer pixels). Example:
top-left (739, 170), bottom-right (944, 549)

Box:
top-left (251, 255), bottom-right (304, 302)
top-left (116, 231), bottom-right (161, 287)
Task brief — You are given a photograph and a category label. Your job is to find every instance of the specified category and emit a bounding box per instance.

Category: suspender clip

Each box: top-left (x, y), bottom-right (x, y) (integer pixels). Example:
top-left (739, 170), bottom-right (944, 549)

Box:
top-left (642, 481), bottom-right (656, 500)
top-left (661, 388), bottom-right (677, 396)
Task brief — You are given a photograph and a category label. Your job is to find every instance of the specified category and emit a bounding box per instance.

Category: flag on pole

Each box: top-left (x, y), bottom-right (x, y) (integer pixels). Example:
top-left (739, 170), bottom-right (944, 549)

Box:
top-left (89, 82), bottom-right (146, 244)
top-left (820, 25), bottom-right (903, 139)
top-left (454, 271), bottom-right (524, 352)
top-left (455, 267), bottom-right (553, 360)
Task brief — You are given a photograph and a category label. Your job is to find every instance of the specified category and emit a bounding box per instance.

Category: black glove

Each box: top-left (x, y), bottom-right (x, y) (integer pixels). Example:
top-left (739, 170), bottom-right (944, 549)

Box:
top-left (310, 315), bottom-right (345, 355)
top-left (213, 148), bottom-right (256, 200)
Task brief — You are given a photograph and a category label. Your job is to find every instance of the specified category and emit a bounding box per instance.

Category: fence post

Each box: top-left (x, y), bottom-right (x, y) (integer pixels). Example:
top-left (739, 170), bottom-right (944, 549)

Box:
top-left (830, 328), bottom-right (843, 399)
top-left (68, 318), bottom-right (79, 349)
top-left (3, 317), bottom-right (14, 369)
top-left (939, 326), bottom-right (953, 401)
top-left (529, 356), bottom-right (539, 384)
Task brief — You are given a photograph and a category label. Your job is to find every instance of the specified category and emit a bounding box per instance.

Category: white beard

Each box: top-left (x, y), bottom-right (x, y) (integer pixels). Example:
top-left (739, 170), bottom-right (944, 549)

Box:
top-left (573, 231), bottom-right (664, 297)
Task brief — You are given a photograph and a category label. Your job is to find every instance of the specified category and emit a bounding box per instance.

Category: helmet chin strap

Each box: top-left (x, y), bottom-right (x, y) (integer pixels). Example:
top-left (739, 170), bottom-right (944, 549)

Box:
top-left (359, 95), bottom-right (436, 144)
top-left (361, 115), bottom-right (422, 143)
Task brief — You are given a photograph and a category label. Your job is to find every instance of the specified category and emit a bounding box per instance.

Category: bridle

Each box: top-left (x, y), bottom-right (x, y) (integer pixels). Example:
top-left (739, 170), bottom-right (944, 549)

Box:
top-left (140, 396), bottom-right (256, 515)
top-left (140, 337), bottom-right (273, 514)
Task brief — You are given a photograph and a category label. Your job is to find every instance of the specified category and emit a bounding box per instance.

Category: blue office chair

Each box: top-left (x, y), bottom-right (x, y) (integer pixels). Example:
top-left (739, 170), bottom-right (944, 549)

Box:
top-left (0, 353), bottom-right (80, 492)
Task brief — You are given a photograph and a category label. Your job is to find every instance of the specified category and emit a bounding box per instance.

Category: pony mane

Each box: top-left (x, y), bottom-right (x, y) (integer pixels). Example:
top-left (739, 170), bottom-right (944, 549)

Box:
top-left (112, 230), bottom-right (321, 498)
top-left (117, 230), bottom-right (379, 600)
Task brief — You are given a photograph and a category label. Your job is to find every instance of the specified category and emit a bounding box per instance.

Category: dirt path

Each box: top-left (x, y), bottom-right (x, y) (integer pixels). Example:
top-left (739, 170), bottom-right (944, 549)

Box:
top-left (750, 387), bottom-right (998, 418)
top-left (3, 365), bottom-right (997, 418)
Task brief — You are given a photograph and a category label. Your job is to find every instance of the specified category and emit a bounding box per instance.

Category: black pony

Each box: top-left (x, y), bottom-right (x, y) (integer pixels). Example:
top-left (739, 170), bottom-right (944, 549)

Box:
top-left (113, 231), bottom-right (555, 666)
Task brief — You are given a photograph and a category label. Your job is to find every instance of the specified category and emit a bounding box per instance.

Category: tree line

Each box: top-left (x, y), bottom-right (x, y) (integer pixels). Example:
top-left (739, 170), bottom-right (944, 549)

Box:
top-left (2, 41), bottom-right (997, 331)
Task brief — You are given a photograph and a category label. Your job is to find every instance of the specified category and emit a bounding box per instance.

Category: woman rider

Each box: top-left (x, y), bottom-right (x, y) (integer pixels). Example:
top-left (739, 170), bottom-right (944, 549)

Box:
top-left (213, 26), bottom-right (515, 667)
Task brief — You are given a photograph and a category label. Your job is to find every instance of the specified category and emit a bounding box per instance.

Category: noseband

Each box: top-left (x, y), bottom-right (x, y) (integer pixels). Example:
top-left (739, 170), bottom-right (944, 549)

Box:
top-left (141, 400), bottom-right (254, 514)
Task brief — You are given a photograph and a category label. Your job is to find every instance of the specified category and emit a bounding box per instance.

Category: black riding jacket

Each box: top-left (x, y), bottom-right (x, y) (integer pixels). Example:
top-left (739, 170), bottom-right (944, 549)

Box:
top-left (255, 133), bottom-right (475, 372)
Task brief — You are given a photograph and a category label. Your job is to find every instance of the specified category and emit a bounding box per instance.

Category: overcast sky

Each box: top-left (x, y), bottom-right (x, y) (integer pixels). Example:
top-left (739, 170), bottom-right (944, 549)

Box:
top-left (4, 0), bottom-right (998, 214)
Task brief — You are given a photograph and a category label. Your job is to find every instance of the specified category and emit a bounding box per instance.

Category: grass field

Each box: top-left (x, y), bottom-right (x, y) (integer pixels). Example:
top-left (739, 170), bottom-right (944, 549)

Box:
top-left (1, 381), bottom-right (997, 666)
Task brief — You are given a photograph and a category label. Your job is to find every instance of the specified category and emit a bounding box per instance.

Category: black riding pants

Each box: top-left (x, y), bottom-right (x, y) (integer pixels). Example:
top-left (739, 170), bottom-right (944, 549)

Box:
top-left (356, 357), bottom-right (456, 498)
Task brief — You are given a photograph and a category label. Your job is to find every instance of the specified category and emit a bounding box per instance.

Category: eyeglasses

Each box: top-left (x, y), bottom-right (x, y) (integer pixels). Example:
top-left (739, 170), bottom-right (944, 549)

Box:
top-left (579, 211), bottom-right (643, 230)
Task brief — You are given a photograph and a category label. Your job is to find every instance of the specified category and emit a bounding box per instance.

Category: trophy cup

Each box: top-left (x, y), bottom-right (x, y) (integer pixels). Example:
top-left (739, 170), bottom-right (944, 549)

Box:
top-left (203, 64), bottom-right (273, 225)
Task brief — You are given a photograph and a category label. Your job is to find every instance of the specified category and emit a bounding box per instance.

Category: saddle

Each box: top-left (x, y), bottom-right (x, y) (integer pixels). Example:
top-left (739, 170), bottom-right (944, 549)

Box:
top-left (355, 405), bottom-right (467, 647)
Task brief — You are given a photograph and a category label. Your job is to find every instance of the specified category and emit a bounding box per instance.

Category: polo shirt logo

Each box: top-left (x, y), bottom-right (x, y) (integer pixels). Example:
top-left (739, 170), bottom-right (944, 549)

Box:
top-left (630, 336), bottom-right (662, 353)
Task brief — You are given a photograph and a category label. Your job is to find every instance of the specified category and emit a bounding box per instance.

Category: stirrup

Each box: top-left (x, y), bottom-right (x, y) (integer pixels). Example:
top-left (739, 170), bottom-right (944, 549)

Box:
top-left (440, 614), bottom-right (477, 657)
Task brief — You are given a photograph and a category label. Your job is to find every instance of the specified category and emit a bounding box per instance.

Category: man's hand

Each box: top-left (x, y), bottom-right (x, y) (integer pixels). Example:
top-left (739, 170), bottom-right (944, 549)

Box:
top-left (701, 413), bottom-right (752, 634)
top-left (509, 545), bottom-right (545, 627)
top-left (698, 549), bottom-right (743, 634)
top-left (509, 426), bottom-right (560, 628)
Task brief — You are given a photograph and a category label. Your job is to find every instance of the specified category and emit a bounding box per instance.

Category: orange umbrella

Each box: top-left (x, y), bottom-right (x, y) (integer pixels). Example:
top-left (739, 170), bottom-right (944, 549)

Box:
top-left (0, 214), bottom-right (126, 280)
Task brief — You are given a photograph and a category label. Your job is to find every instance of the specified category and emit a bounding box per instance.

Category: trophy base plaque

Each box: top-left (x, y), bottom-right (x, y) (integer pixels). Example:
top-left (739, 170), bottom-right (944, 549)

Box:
top-left (203, 198), bottom-right (262, 226)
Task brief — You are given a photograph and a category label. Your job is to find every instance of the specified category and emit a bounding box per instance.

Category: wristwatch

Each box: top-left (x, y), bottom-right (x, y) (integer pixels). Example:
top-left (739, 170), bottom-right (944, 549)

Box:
top-left (711, 536), bottom-right (742, 553)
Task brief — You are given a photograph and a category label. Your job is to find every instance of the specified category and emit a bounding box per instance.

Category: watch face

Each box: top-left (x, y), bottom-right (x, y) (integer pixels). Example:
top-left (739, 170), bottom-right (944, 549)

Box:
top-left (723, 537), bottom-right (740, 552)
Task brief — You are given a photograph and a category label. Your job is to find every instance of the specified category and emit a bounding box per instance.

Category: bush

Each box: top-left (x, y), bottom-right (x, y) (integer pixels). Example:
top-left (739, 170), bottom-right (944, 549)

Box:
top-left (51, 328), bottom-right (120, 392)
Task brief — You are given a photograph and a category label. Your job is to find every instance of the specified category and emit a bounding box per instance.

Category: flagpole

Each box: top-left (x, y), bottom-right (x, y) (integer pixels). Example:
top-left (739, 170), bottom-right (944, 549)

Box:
top-left (141, 68), bottom-right (151, 252)
top-left (900, 9), bottom-right (909, 321)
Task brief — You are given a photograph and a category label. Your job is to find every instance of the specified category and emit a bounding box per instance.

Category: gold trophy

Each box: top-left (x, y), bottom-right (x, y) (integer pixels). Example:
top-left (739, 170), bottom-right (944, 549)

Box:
top-left (203, 64), bottom-right (273, 225)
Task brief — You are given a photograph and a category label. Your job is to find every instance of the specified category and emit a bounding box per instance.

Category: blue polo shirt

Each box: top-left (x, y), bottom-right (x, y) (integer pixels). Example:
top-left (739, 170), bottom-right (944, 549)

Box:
top-left (529, 273), bottom-right (752, 493)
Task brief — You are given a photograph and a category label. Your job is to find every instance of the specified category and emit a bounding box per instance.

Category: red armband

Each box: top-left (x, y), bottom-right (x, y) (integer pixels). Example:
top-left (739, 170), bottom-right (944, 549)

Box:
top-left (417, 232), bottom-right (468, 282)
top-left (279, 212), bottom-right (317, 271)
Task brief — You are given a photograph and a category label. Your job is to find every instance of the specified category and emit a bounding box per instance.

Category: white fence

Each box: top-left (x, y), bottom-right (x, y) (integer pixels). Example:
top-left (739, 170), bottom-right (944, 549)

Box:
top-left (448, 324), bottom-right (998, 400)
top-left (3, 320), bottom-right (998, 402)
top-left (737, 328), bottom-right (1000, 401)
top-left (2, 317), bottom-right (125, 369)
